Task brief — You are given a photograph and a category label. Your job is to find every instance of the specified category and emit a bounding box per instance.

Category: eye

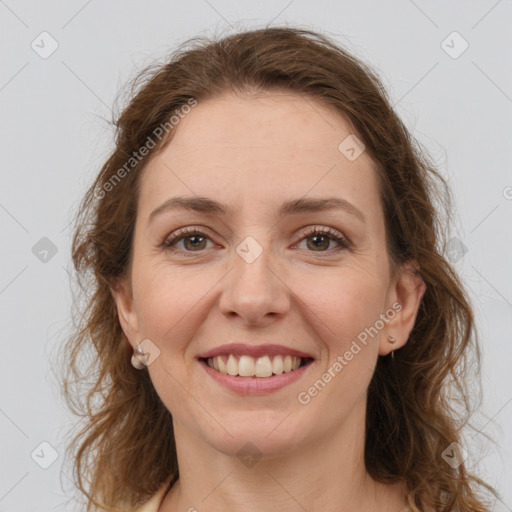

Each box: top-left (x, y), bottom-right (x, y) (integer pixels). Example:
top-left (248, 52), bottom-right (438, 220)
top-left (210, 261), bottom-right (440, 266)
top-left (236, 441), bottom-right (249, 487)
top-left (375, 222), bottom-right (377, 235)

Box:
top-left (161, 227), bottom-right (214, 254)
top-left (161, 225), bottom-right (350, 256)
top-left (294, 226), bottom-right (350, 254)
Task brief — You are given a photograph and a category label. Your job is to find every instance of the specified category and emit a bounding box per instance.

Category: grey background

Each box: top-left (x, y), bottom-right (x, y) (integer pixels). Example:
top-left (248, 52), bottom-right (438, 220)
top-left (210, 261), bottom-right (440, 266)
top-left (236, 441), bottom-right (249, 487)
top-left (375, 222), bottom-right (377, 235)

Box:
top-left (0, 1), bottom-right (511, 510)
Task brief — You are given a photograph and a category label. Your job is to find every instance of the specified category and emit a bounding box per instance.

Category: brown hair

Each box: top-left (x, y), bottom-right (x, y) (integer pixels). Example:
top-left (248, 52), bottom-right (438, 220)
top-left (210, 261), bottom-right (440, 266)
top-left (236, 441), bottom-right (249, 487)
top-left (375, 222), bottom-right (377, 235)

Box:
top-left (60, 25), bottom-right (499, 511)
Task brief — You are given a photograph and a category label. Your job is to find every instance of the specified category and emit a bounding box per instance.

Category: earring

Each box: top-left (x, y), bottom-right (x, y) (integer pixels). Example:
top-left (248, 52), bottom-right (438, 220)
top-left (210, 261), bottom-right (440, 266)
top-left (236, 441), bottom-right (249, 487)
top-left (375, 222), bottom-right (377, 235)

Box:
top-left (131, 346), bottom-right (147, 370)
top-left (387, 335), bottom-right (396, 360)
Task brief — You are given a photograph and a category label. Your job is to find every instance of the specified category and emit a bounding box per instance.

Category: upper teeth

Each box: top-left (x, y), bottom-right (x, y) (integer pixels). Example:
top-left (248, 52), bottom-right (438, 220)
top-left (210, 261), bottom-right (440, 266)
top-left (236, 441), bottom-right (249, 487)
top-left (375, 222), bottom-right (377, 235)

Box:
top-left (206, 354), bottom-right (302, 377)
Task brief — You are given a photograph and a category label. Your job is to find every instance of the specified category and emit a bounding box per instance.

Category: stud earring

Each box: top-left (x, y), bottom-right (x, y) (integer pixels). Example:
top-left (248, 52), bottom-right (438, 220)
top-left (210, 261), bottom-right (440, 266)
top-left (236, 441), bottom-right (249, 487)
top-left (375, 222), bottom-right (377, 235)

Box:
top-left (131, 346), bottom-right (147, 370)
top-left (386, 335), bottom-right (397, 360)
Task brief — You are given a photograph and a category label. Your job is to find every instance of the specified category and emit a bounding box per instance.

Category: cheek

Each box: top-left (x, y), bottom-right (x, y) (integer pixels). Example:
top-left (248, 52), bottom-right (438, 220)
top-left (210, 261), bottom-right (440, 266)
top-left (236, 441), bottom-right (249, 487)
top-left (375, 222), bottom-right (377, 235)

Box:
top-left (133, 266), bottom-right (211, 351)
top-left (293, 266), bottom-right (387, 350)
top-left (290, 270), bottom-right (384, 427)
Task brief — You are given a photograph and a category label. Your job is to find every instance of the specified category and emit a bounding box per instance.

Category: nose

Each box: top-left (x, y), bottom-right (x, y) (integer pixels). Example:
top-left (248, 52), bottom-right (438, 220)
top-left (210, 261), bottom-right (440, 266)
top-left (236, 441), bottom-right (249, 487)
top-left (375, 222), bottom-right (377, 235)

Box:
top-left (218, 240), bottom-right (290, 326)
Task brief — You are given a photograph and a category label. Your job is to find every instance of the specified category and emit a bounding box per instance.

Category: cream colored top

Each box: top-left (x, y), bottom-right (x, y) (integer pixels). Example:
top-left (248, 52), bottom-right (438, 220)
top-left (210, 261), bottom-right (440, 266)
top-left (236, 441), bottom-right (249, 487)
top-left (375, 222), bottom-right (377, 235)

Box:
top-left (133, 479), bottom-right (173, 512)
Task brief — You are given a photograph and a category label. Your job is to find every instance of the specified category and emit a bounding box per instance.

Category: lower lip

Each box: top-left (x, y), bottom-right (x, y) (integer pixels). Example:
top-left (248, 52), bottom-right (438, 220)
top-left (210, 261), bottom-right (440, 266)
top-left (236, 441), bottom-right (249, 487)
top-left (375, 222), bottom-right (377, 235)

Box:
top-left (199, 359), bottom-right (313, 395)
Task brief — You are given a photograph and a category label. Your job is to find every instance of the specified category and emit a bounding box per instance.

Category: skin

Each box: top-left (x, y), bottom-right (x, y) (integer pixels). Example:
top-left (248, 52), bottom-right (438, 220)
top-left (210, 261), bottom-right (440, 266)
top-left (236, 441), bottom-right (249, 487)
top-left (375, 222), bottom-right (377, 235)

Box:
top-left (112, 91), bottom-right (426, 511)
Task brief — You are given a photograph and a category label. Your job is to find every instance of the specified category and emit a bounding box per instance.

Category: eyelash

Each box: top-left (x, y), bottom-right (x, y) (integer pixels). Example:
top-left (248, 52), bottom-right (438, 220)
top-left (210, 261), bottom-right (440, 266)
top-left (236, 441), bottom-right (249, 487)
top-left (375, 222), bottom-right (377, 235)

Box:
top-left (161, 226), bottom-right (350, 257)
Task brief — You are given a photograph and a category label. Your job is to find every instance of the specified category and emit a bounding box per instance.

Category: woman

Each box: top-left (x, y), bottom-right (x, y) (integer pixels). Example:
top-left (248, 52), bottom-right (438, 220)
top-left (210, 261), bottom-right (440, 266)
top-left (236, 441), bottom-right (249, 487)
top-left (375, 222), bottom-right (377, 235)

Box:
top-left (61, 26), bottom-right (498, 511)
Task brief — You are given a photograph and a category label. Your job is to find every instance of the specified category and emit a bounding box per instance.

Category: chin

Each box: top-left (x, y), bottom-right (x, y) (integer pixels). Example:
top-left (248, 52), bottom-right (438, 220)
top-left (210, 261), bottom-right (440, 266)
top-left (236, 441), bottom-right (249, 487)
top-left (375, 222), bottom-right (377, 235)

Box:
top-left (198, 415), bottom-right (312, 459)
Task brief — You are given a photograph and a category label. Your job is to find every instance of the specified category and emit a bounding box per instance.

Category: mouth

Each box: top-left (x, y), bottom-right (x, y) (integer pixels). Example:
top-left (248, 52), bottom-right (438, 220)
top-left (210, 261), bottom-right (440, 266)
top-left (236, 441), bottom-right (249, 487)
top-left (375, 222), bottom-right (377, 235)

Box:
top-left (199, 354), bottom-right (315, 378)
top-left (196, 343), bottom-right (316, 397)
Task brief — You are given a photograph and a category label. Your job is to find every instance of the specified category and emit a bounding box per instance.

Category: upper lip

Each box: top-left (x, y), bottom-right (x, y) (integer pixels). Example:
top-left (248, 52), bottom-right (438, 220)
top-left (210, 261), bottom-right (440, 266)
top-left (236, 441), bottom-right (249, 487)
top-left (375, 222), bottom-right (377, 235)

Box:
top-left (197, 343), bottom-right (315, 360)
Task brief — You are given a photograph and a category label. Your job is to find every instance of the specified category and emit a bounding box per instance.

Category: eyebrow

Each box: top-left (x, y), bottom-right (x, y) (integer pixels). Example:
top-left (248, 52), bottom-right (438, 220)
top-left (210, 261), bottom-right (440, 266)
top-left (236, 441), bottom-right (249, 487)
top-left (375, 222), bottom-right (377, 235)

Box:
top-left (147, 195), bottom-right (366, 225)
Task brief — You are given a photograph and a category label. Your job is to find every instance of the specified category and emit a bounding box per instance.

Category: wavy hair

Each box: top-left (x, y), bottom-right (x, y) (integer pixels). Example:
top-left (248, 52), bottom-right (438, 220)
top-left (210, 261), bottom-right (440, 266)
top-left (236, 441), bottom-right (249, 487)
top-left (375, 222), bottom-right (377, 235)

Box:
top-left (59, 25), bottom-right (499, 511)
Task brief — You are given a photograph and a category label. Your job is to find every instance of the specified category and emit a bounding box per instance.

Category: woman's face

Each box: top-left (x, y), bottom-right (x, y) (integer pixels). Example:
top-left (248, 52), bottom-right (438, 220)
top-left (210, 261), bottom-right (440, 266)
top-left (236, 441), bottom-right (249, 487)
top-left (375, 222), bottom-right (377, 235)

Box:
top-left (113, 91), bottom-right (425, 457)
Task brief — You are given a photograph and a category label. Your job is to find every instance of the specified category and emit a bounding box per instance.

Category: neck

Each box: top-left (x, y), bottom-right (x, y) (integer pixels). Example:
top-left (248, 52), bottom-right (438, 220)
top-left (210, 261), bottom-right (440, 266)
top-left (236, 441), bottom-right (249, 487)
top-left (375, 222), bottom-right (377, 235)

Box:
top-left (160, 398), bottom-right (407, 511)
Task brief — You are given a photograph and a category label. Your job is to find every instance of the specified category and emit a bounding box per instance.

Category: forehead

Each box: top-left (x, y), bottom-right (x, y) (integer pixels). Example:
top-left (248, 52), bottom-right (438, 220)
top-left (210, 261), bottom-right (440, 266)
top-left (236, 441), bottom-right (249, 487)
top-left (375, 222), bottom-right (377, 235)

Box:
top-left (156, 91), bottom-right (361, 157)
top-left (137, 91), bottom-right (382, 223)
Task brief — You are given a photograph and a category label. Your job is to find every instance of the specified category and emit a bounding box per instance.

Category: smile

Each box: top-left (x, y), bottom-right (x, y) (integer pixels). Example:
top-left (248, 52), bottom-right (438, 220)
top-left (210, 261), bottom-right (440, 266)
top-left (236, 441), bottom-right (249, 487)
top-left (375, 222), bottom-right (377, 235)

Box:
top-left (197, 343), bottom-right (315, 394)
top-left (202, 354), bottom-right (314, 378)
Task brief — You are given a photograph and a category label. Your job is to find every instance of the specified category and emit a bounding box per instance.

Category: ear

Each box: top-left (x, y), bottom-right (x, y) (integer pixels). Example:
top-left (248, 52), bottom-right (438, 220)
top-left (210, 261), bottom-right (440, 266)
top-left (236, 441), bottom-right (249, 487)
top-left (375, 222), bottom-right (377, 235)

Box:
top-left (110, 277), bottom-right (141, 350)
top-left (379, 261), bottom-right (427, 356)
